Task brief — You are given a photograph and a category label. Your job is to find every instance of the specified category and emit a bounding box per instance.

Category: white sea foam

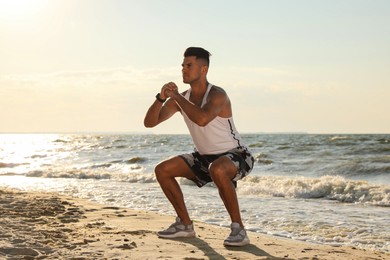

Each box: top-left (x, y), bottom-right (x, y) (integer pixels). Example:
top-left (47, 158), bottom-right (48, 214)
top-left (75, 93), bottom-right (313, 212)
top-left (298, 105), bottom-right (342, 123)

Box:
top-left (239, 175), bottom-right (390, 206)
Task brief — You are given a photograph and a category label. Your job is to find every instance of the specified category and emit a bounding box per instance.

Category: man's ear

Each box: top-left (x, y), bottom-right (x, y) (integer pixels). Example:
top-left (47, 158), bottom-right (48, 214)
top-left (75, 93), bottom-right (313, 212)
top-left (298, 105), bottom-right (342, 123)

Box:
top-left (201, 65), bottom-right (209, 74)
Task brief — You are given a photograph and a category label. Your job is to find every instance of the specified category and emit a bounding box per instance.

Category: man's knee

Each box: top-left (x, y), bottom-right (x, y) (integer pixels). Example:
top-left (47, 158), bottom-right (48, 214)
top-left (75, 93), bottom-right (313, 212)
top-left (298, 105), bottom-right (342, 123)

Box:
top-left (155, 161), bottom-right (169, 181)
top-left (155, 157), bottom-right (186, 180)
top-left (209, 158), bottom-right (236, 183)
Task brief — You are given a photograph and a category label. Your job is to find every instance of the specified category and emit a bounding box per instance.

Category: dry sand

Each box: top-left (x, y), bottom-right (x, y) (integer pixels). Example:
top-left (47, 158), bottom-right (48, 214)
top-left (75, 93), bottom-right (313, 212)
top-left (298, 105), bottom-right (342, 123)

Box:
top-left (0, 187), bottom-right (388, 260)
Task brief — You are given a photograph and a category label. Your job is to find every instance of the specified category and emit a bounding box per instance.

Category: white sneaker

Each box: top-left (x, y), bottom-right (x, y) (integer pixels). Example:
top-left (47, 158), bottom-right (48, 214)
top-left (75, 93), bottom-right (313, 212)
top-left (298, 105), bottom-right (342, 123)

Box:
top-left (223, 222), bottom-right (250, 246)
top-left (157, 217), bottom-right (196, 238)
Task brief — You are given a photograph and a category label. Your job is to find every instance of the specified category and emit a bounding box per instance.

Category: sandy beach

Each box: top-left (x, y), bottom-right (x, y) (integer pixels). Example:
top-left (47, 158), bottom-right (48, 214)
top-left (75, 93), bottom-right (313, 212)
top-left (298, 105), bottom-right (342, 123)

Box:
top-left (0, 188), bottom-right (388, 260)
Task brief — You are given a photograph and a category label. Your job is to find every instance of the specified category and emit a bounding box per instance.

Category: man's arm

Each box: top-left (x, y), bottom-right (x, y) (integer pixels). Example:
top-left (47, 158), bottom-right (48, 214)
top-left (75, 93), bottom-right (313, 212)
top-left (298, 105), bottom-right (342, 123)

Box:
top-left (144, 89), bottom-right (180, 128)
top-left (168, 87), bottom-right (229, 127)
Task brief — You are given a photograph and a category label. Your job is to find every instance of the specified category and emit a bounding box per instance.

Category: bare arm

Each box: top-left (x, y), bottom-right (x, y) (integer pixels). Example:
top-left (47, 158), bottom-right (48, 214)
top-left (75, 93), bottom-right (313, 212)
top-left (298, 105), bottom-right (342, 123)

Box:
top-left (143, 85), bottom-right (181, 128)
top-left (167, 86), bottom-right (230, 127)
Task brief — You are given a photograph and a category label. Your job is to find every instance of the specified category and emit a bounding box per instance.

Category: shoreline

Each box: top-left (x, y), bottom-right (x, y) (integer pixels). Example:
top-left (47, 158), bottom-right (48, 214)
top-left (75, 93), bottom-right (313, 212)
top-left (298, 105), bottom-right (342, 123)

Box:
top-left (0, 188), bottom-right (388, 260)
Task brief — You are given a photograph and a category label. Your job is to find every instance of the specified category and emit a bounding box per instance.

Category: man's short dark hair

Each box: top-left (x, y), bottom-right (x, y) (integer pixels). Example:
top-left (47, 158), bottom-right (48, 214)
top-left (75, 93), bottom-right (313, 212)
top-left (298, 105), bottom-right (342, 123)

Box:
top-left (184, 47), bottom-right (211, 66)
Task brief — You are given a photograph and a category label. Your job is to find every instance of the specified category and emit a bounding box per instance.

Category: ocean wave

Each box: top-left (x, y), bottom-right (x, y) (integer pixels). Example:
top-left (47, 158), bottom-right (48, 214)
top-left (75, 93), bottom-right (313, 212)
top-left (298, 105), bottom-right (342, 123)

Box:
top-left (329, 136), bottom-right (352, 141)
top-left (90, 163), bottom-right (113, 169)
top-left (53, 138), bottom-right (70, 143)
top-left (254, 153), bottom-right (273, 165)
top-left (124, 157), bottom-right (147, 164)
top-left (117, 173), bottom-right (157, 183)
top-left (328, 158), bottom-right (390, 177)
top-left (31, 154), bottom-right (48, 159)
top-left (0, 172), bottom-right (22, 176)
top-left (21, 166), bottom-right (390, 207)
top-left (239, 175), bottom-right (390, 206)
top-left (25, 168), bottom-right (156, 182)
top-left (378, 138), bottom-right (389, 144)
top-left (84, 157), bottom-right (148, 170)
top-left (248, 142), bottom-right (264, 148)
top-left (106, 157), bottom-right (147, 165)
top-left (103, 145), bottom-right (127, 150)
top-left (26, 170), bottom-right (112, 180)
top-left (0, 162), bottom-right (29, 168)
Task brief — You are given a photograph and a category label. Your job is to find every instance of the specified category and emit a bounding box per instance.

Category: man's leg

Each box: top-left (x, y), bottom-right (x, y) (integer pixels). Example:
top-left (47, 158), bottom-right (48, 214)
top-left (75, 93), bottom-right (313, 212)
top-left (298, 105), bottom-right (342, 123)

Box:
top-left (208, 157), bottom-right (243, 227)
top-left (209, 156), bottom-right (250, 246)
top-left (155, 156), bottom-right (196, 225)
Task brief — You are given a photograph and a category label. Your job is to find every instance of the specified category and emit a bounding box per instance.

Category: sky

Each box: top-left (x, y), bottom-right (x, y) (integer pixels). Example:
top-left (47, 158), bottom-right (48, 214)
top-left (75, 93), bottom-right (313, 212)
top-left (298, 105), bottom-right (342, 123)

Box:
top-left (1, 0), bottom-right (389, 134)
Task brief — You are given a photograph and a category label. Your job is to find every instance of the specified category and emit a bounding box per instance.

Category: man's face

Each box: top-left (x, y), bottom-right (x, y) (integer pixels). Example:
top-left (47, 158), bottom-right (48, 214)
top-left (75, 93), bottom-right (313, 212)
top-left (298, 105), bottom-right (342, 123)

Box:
top-left (181, 56), bottom-right (204, 84)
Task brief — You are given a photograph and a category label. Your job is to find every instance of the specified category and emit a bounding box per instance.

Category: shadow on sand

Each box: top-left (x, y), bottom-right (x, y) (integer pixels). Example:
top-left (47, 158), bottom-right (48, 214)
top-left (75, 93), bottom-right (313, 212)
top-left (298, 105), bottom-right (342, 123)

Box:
top-left (161, 237), bottom-right (285, 259)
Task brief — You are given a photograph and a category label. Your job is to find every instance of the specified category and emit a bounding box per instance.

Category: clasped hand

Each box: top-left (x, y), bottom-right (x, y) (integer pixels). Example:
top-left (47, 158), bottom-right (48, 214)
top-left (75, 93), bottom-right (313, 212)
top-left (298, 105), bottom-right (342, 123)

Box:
top-left (161, 82), bottom-right (179, 99)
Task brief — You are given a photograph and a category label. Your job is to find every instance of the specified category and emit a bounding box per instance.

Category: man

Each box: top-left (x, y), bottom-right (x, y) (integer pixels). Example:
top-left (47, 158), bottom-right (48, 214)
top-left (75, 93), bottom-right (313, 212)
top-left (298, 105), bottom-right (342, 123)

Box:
top-left (144, 47), bottom-right (254, 246)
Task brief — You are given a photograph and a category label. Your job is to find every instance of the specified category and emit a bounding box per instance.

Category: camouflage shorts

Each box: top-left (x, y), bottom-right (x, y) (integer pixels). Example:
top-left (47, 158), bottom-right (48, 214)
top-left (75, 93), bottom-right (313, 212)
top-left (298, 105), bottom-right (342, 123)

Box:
top-left (179, 146), bottom-right (254, 188)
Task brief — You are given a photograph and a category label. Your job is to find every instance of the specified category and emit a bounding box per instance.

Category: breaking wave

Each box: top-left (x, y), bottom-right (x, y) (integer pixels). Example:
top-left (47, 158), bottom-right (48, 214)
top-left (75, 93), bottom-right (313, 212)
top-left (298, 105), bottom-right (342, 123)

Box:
top-left (239, 175), bottom-right (390, 206)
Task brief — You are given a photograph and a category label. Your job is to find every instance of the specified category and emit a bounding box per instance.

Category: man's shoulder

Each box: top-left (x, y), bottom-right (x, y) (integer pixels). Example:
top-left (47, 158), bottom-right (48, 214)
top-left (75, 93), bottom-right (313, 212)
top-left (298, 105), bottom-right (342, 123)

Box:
top-left (210, 85), bottom-right (226, 94)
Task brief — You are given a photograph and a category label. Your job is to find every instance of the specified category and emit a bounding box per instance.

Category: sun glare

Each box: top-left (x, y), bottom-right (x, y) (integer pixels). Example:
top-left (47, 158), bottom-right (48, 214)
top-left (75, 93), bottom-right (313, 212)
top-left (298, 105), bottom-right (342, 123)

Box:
top-left (0, 0), bottom-right (49, 20)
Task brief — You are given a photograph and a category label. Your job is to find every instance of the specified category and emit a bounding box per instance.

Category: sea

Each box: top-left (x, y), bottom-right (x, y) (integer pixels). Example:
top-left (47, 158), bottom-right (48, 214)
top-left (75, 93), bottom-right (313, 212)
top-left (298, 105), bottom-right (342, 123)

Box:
top-left (0, 133), bottom-right (389, 253)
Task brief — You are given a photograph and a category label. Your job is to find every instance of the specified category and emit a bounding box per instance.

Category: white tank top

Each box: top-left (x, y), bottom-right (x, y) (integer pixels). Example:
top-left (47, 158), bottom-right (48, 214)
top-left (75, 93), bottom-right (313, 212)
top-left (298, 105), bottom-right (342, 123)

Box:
top-left (181, 83), bottom-right (246, 155)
